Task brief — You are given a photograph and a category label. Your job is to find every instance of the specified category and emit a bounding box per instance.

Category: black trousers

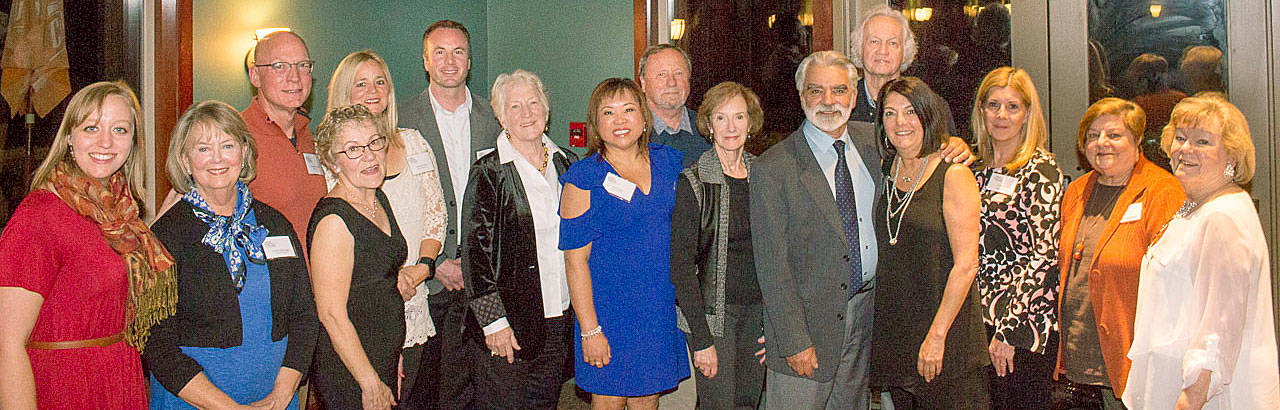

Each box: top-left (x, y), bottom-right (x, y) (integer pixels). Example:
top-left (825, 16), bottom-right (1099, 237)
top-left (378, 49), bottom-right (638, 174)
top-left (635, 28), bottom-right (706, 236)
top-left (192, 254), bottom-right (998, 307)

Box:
top-left (685, 304), bottom-right (766, 410)
top-left (987, 327), bottom-right (1058, 410)
top-left (471, 314), bottom-right (573, 410)
top-left (401, 288), bottom-right (472, 410)
top-left (885, 370), bottom-right (990, 410)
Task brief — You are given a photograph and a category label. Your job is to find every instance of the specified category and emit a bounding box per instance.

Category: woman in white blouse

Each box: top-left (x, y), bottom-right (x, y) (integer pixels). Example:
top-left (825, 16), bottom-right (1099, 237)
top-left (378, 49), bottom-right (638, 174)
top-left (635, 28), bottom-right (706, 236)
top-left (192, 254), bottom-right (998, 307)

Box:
top-left (1125, 95), bottom-right (1279, 409)
top-left (459, 69), bottom-right (578, 409)
top-left (326, 50), bottom-right (447, 405)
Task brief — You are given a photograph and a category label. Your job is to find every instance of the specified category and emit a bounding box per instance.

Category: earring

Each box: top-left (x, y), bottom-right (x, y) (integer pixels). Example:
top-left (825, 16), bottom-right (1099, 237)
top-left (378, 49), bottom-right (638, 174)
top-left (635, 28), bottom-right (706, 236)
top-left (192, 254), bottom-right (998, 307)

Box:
top-left (1224, 163), bottom-right (1236, 179)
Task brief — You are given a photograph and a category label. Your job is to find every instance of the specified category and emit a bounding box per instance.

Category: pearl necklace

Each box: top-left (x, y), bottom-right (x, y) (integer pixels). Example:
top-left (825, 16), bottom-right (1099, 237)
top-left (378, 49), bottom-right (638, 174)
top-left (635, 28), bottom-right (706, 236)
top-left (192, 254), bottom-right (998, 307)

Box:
top-left (884, 155), bottom-right (931, 246)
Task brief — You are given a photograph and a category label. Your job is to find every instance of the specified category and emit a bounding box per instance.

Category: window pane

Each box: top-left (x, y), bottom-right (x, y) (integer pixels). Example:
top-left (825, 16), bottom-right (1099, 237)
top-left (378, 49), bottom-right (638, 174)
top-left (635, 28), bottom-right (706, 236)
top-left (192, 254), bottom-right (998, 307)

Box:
top-left (1088, 0), bottom-right (1227, 170)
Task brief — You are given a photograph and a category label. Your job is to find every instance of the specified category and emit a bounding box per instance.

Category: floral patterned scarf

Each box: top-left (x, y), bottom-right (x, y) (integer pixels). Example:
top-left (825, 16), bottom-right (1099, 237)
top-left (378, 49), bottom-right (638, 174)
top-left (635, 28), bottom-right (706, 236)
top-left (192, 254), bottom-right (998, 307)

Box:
top-left (181, 182), bottom-right (267, 291)
top-left (47, 161), bottom-right (177, 350)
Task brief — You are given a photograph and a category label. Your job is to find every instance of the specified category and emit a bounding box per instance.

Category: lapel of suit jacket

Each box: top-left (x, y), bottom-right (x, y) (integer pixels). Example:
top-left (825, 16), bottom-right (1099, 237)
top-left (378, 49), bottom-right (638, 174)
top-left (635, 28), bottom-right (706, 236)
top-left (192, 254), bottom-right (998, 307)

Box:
top-left (469, 95), bottom-right (498, 154)
top-left (791, 131), bottom-right (846, 239)
top-left (413, 92), bottom-right (455, 202)
top-left (847, 121), bottom-right (884, 202)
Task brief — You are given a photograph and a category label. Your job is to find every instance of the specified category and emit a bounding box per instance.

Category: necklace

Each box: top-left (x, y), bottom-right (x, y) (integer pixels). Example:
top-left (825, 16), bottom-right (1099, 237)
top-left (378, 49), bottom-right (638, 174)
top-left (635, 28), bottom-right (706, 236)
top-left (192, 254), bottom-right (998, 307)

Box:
top-left (1175, 199), bottom-right (1199, 218)
top-left (350, 197), bottom-right (378, 217)
top-left (884, 155), bottom-right (931, 246)
top-left (535, 142), bottom-right (550, 173)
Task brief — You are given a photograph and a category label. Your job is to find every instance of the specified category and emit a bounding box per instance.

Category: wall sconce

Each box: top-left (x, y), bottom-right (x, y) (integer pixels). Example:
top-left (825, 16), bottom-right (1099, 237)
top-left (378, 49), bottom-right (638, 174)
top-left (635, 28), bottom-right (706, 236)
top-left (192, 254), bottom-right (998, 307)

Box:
top-left (670, 19), bottom-right (686, 41)
top-left (798, 12), bottom-right (814, 27)
top-left (964, 0), bottom-right (982, 18)
top-left (903, 0), bottom-right (932, 22)
top-left (254, 27), bottom-right (291, 40)
top-left (767, 14), bottom-right (777, 29)
top-left (1149, 3), bottom-right (1163, 18)
top-left (913, 8), bottom-right (933, 21)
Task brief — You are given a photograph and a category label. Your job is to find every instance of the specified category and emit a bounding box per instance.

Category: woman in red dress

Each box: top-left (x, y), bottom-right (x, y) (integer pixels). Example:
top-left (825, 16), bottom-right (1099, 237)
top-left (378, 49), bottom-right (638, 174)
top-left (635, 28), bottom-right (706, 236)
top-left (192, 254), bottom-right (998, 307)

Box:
top-left (0, 81), bottom-right (178, 409)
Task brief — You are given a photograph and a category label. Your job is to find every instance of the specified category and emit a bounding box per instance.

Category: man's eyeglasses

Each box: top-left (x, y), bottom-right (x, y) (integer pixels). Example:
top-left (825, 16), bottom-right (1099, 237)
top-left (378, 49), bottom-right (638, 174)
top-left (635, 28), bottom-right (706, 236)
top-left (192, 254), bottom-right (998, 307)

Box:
top-left (254, 60), bottom-right (316, 74)
top-left (334, 136), bottom-right (388, 159)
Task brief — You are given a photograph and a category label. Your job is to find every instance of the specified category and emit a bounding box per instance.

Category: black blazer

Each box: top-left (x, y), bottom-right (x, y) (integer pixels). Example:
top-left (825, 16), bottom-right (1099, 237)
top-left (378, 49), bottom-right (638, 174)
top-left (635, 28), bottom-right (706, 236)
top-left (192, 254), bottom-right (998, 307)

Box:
top-left (460, 147), bottom-right (577, 360)
top-left (145, 199), bottom-right (318, 395)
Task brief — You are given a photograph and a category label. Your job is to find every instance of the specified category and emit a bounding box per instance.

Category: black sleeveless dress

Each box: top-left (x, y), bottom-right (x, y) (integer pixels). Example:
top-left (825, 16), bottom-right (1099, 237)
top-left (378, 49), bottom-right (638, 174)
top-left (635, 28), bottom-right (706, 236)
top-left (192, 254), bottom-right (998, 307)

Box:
top-left (306, 189), bottom-right (408, 407)
top-left (870, 163), bottom-right (988, 388)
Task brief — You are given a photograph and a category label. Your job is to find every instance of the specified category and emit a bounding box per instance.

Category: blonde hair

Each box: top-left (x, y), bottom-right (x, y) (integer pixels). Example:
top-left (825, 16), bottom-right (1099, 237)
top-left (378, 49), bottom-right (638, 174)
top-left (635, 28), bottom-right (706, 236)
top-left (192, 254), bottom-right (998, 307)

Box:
top-left (32, 80), bottom-right (146, 199)
top-left (971, 67), bottom-right (1049, 171)
top-left (166, 101), bottom-right (259, 193)
top-left (327, 50), bottom-right (400, 149)
top-left (1160, 96), bottom-right (1255, 185)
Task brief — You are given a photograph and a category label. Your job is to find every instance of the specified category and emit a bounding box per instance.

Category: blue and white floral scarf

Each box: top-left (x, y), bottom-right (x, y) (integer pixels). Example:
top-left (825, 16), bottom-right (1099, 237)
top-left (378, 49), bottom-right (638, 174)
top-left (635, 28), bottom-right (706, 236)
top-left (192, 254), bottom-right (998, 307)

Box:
top-left (182, 182), bottom-right (268, 291)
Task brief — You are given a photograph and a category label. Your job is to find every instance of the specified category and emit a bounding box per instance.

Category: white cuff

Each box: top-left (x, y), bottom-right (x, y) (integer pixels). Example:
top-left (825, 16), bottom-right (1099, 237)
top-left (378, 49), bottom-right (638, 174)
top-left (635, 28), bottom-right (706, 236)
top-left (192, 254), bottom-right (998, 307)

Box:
top-left (482, 317), bottom-right (511, 335)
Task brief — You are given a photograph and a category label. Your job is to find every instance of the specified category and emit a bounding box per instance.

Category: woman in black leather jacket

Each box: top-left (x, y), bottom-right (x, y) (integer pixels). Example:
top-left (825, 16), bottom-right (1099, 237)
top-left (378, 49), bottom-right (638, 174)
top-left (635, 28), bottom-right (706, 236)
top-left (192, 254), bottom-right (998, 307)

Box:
top-left (460, 69), bottom-right (579, 409)
top-left (670, 81), bottom-right (768, 409)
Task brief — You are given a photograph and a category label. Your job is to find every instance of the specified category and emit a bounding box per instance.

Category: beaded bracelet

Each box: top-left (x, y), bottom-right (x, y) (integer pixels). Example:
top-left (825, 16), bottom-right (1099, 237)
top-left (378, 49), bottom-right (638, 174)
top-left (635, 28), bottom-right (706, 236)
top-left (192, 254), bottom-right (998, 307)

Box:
top-left (581, 325), bottom-right (603, 340)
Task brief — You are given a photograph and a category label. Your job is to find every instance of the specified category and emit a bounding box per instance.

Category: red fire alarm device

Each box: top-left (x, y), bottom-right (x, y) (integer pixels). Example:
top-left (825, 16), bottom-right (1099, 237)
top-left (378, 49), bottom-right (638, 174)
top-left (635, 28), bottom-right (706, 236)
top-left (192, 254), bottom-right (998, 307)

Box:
top-left (569, 122), bottom-right (587, 147)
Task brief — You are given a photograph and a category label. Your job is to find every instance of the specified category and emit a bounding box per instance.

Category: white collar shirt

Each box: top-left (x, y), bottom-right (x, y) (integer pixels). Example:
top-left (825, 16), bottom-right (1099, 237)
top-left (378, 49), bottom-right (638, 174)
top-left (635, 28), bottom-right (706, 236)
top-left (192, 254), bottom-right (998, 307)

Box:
top-left (429, 87), bottom-right (475, 229)
top-left (481, 133), bottom-right (570, 334)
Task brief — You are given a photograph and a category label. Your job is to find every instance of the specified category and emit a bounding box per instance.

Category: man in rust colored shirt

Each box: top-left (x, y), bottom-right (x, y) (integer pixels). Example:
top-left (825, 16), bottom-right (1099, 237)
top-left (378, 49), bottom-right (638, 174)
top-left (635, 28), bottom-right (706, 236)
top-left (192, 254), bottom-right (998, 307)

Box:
top-left (243, 31), bottom-right (326, 251)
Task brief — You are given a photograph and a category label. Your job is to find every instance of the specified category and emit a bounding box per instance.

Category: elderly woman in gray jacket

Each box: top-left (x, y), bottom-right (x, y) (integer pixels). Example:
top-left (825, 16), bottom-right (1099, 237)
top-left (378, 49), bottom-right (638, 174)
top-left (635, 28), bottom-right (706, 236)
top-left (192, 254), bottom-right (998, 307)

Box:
top-left (670, 81), bottom-right (768, 410)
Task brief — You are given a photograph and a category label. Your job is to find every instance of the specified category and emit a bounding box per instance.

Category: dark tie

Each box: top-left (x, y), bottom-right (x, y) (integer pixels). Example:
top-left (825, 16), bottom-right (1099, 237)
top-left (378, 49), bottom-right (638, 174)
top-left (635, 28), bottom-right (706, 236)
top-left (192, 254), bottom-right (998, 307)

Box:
top-left (833, 140), bottom-right (864, 297)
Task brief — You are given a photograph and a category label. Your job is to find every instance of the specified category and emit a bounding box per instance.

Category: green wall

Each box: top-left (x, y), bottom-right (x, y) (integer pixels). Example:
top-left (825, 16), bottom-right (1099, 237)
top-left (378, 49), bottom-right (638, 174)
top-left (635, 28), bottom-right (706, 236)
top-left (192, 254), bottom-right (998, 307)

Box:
top-left (192, 0), bottom-right (489, 116)
top-left (484, 1), bottom-right (635, 151)
top-left (192, 1), bottom-right (634, 152)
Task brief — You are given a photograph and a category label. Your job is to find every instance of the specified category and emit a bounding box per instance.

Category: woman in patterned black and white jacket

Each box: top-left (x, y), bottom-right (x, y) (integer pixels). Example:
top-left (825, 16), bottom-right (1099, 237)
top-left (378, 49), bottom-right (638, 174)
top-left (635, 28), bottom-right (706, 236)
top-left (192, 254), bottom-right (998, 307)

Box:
top-left (970, 66), bottom-right (1065, 410)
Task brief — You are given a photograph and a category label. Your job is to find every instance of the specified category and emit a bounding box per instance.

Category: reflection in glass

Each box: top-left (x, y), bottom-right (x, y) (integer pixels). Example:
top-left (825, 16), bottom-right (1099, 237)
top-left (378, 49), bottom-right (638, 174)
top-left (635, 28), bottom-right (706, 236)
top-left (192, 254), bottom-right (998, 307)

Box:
top-left (889, 0), bottom-right (1012, 141)
top-left (671, 0), bottom-right (814, 154)
top-left (1088, 0), bottom-right (1227, 170)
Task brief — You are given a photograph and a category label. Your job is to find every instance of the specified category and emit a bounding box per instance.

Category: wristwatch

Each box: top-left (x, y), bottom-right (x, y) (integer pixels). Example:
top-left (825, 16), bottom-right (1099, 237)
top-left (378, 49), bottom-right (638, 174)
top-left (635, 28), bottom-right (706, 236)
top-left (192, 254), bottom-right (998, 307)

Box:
top-left (417, 256), bottom-right (437, 280)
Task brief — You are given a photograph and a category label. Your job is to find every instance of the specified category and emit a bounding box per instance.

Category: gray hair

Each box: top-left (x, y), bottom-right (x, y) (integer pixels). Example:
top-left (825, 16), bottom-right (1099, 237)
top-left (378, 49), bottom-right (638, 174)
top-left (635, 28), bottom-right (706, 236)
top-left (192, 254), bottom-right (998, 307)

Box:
top-left (849, 5), bottom-right (917, 73)
top-left (637, 43), bottom-right (692, 78)
top-left (490, 69), bottom-right (551, 121)
top-left (795, 50), bottom-right (859, 92)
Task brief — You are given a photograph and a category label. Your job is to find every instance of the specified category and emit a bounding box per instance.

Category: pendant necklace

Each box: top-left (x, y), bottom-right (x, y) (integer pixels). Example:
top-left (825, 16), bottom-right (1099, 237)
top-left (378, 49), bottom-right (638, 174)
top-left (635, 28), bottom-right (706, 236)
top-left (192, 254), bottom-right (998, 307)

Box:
top-left (884, 155), bottom-right (930, 246)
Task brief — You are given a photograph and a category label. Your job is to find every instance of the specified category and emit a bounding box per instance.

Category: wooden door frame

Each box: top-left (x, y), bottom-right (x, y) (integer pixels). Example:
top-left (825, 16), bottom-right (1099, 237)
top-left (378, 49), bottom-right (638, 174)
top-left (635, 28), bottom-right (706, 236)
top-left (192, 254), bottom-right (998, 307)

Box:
top-left (152, 0), bottom-right (192, 207)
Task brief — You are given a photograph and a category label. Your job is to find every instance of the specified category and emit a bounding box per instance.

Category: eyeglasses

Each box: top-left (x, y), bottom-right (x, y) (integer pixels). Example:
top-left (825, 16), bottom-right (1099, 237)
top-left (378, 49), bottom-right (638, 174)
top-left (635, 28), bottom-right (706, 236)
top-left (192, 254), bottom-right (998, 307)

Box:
top-left (254, 60), bottom-right (316, 74)
top-left (334, 136), bottom-right (388, 159)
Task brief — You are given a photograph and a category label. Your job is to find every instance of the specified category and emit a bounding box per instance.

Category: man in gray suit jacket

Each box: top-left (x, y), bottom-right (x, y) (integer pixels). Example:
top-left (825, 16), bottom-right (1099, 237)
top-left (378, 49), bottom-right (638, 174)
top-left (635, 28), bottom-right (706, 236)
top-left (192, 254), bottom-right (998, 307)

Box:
top-left (396, 19), bottom-right (501, 409)
top-left (751, 50), bottom-right (881, 409)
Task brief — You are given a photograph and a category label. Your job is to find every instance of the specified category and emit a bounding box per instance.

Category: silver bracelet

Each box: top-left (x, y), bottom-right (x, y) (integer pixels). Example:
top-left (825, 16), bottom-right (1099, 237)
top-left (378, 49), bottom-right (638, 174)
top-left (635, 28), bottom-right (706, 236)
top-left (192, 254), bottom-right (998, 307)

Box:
top-left (581, 325), bottom-right (603, 340)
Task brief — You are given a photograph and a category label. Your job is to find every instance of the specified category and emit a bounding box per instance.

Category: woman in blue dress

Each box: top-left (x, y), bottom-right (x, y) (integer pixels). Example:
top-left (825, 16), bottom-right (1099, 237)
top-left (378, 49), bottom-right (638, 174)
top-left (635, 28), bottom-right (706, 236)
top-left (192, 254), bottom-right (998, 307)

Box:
top-left (145, 101), bottom-right (316, 409)
top-left (560, 78), bottom-right (690, 409)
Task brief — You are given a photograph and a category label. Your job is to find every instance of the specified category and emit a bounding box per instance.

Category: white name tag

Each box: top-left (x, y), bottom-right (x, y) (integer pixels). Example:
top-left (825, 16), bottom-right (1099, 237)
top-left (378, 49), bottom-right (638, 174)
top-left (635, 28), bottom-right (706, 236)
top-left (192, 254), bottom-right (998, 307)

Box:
top-left (262, 236), bottom-right (297, 259)
top-left (1120, 202), bottom-right (1143, 223)
top-left (602, 172), bottom-right (637, 202)
top-left (475, 148), bottom-right (495, 160)
top-left (985, 172), bottom-right (1018, 197)
top-left (406, 152), bottom-right (436, 175)
top-left (302, 153), bottom-right (324, 175)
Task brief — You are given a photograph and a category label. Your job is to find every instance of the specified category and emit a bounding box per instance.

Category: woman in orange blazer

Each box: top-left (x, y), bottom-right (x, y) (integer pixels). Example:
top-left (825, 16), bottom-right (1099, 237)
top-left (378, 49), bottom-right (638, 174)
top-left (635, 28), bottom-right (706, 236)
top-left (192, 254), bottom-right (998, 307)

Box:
top-left (1054, 98), bottom-right (1184, 409)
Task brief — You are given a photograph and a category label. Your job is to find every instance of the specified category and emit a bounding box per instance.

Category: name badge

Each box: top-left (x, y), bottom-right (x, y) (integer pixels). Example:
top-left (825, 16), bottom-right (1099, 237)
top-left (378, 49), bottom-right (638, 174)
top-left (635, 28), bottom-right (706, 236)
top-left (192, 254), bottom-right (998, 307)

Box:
top-left (262, 236), bottom-right (297, 259)
top-left (602, 172), bottom-right (637, 202)
top-left (1120, 202), bottom-right (1143, 223)
top-left (406, 152), bottom-right (436, 175)
top-left (985, 172), bottom-right (1018, 197)
top-left (475, 148), bottom-right (496, 160)
top-left (302, 153), bottom-right (324, 175)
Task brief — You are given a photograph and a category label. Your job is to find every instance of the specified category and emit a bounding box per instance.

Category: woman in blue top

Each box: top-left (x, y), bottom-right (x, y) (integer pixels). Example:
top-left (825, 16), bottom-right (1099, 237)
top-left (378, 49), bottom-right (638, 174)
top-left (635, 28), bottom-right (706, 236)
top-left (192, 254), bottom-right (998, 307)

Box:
top-left (560, 78), bottom-right (690, 409)
top-left (146, 101), bottom-right (316, 409)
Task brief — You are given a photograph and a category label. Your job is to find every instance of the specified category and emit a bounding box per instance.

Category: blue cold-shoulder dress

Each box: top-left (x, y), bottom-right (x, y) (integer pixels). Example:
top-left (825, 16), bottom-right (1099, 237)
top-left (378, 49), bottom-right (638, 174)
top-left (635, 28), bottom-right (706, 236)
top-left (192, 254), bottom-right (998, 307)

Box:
top-left (559, 143), bottom-right (691, 396)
